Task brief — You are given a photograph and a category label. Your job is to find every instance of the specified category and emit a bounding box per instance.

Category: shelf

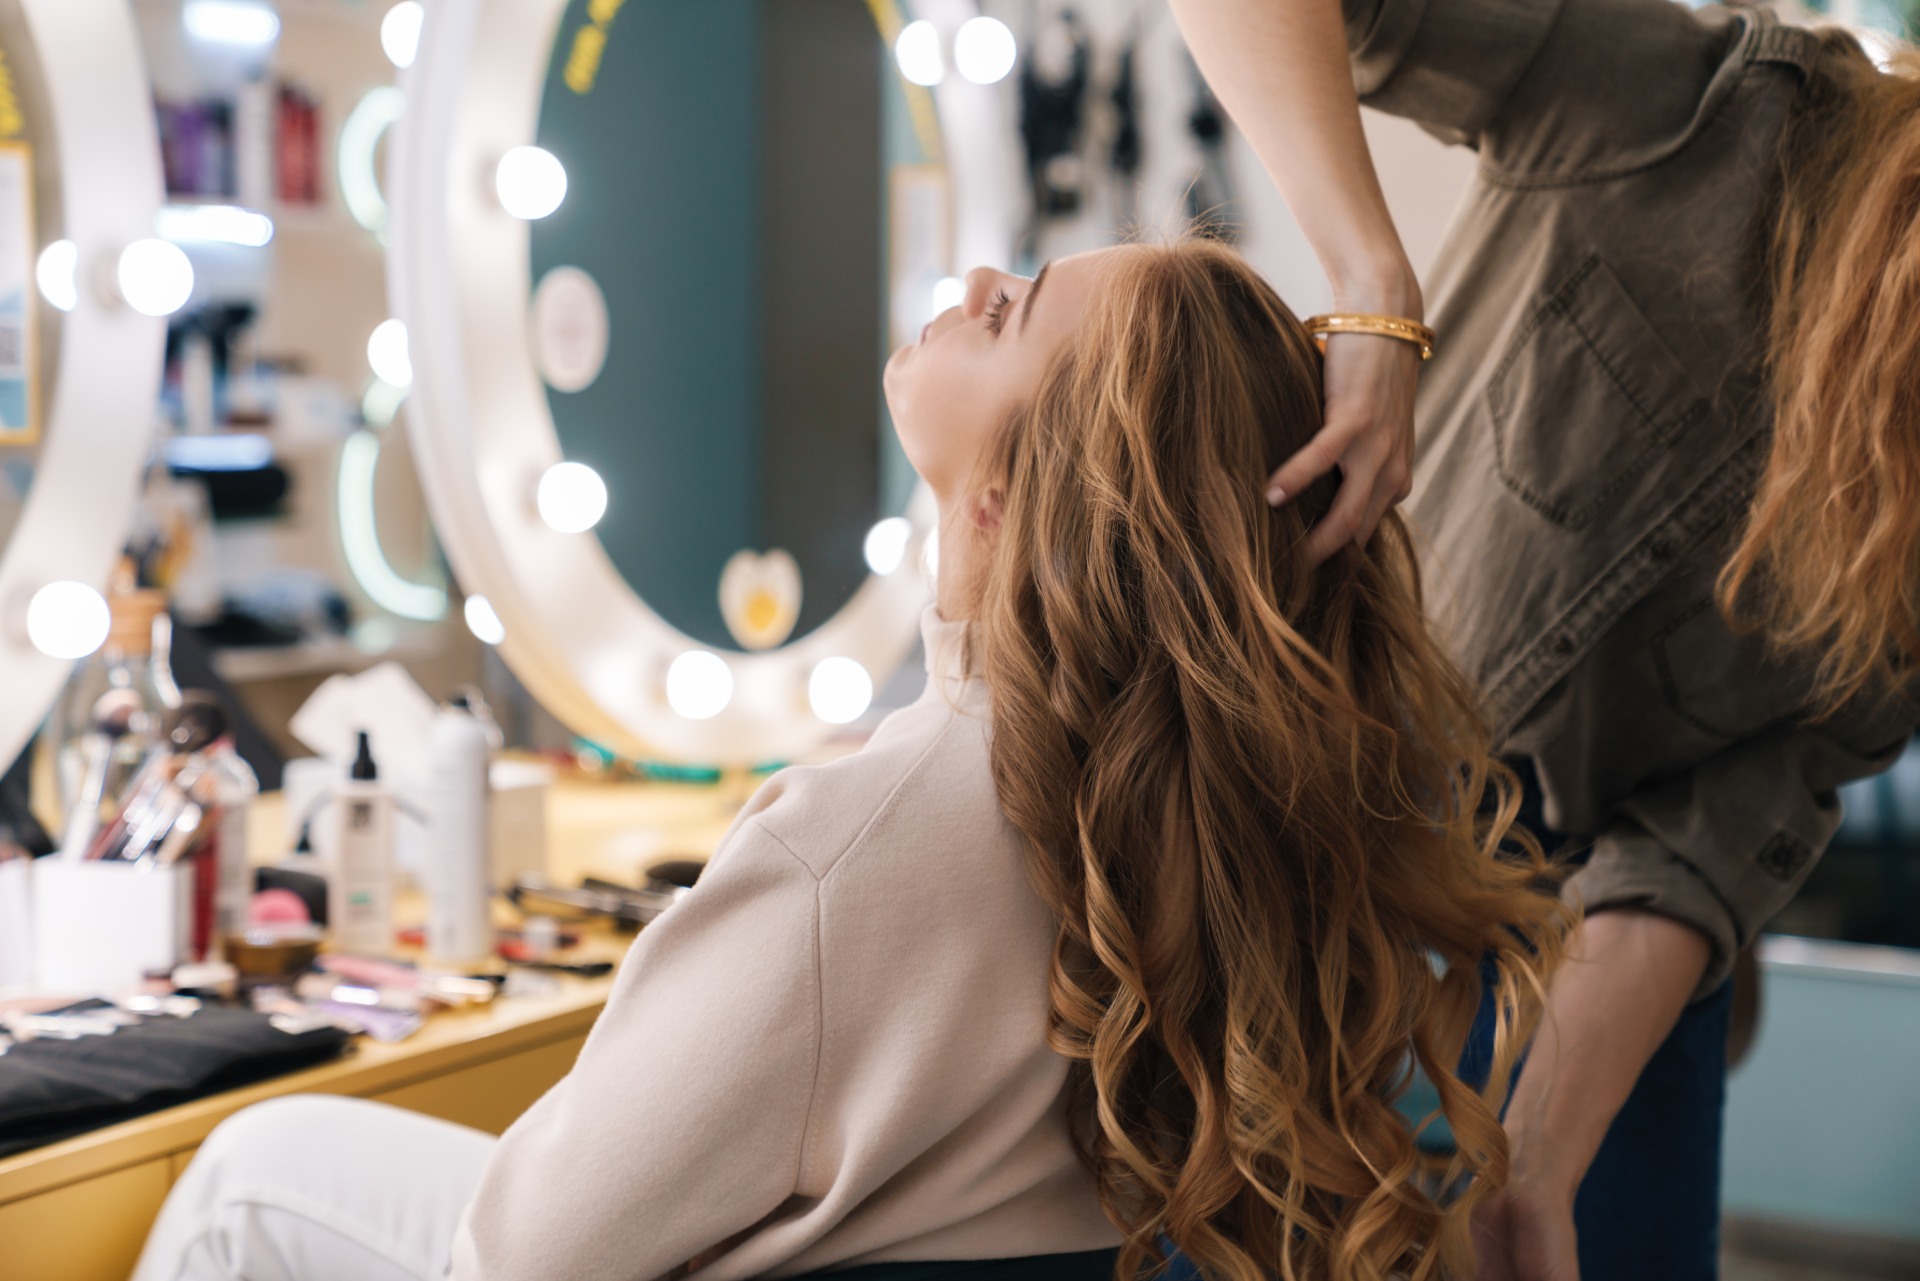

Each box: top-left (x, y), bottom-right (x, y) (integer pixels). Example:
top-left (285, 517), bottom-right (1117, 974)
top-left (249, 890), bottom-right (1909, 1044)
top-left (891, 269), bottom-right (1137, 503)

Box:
top-left (211, 625), bottom-right (442, 684)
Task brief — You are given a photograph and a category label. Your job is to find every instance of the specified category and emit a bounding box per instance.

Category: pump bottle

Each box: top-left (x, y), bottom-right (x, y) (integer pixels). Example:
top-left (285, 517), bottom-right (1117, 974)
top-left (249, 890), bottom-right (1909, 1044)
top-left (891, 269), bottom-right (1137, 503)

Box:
top-left (328, 731), bottom-right (396, 954)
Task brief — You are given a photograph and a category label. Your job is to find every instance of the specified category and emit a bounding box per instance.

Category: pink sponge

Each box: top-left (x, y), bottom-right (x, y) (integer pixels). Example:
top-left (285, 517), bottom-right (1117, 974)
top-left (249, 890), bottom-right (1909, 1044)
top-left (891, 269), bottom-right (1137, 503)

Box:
top-left (250, 887), bottom-right (313, 925)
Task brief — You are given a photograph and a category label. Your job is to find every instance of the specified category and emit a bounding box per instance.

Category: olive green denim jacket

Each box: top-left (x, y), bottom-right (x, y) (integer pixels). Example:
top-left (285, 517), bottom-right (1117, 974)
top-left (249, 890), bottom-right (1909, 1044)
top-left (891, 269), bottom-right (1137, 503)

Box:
top-left (1344, 0), bottom-right (1917, 995)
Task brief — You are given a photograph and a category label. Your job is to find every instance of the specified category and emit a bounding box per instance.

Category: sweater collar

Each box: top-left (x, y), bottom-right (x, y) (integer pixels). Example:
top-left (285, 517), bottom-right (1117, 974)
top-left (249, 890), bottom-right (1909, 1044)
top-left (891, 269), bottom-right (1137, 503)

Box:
top-left (921, 607), bottom-right (980, 694)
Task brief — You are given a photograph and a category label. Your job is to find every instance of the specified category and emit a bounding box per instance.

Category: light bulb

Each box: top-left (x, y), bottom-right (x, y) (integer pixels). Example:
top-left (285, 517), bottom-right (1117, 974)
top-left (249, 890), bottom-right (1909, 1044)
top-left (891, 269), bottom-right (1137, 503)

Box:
top-left (863, 517), bottom-right (912, 576)
top-left (894, 20), bottom-right (944, 87)
top-left (930, 276), bottom-right (965, 314)
top-left (25, 581), bottom-right (110, 660)
top-left (36, 240), bottom-right (76, 312)
top-left (666, 650), bottom-right (733, 720)
top-left (381, 1), bottom-right (424, 69)
top-left (463, 594), bottom-right (505, 646)
top-left (495, 146), bottom-right (568, 220)
top-left (367, 318), bottom-right (412, 388)
top-left (809, 657), bottom-right (873, 725)
top-left (156, 203), bottom-right (274, 248)
top-left (954, 17), bottom-right (1017, 85)
top-left (117, 239), bottom-right (195, 317)
top-left (183, 0), bottom-right (280, 47)
top-left (537, 461), bottom-right (608, 533)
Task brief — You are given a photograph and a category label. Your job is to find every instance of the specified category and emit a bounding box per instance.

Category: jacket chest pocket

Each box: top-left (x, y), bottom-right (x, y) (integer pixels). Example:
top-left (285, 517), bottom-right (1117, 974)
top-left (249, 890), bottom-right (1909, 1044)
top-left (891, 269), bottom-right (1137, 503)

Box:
top-left (1487, 256), bottom-right (1710, 531)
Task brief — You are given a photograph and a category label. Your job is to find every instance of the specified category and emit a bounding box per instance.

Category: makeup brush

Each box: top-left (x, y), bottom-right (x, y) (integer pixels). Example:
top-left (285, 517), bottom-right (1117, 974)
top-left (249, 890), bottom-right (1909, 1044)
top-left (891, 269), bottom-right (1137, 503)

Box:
top-left (59, 687), bottom-right (148, 862)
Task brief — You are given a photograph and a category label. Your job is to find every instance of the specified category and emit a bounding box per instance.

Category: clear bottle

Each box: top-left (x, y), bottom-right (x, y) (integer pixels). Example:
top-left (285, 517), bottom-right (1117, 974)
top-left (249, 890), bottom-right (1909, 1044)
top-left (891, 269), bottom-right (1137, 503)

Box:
top-left (45, 564), bottom-right (182, 852)
top-left (204, 740), bottom-right (261, 960)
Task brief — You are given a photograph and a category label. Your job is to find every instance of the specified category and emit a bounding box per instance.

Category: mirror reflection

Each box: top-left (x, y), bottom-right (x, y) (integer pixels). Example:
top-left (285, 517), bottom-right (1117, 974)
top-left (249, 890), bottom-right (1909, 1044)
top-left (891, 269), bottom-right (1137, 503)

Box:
top-left (529, 0), bottom-right (933, 651)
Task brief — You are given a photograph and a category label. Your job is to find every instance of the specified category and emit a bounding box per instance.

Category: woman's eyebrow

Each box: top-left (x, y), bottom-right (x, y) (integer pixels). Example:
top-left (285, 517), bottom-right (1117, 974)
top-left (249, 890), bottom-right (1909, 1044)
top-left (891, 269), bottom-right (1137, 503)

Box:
top-left (1018, 262), bottom-right (1052, 334)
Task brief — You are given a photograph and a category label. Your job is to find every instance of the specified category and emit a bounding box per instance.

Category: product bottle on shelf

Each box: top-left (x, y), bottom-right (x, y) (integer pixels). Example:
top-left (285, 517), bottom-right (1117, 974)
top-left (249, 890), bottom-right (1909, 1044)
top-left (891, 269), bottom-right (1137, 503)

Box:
top-left (327, 731), bottom-right (397, 954)
top-left (45, 563), bottom-right (183, 856)
top-left (426, 699), bottom-right (493, 968)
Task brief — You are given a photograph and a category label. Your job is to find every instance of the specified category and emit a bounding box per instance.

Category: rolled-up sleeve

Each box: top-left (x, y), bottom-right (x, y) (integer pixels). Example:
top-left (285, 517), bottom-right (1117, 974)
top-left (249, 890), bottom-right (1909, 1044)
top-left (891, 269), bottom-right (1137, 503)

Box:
top-left (1568, 718), bottom-right (1911, 1000)
top-left (1343, 0), bottom-right (1562, 144)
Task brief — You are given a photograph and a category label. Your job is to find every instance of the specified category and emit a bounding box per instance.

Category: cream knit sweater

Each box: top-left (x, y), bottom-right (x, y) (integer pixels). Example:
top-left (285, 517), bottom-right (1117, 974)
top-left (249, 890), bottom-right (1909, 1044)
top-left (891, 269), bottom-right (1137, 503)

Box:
top-left (449, 610), bottom-right (1119, 1280)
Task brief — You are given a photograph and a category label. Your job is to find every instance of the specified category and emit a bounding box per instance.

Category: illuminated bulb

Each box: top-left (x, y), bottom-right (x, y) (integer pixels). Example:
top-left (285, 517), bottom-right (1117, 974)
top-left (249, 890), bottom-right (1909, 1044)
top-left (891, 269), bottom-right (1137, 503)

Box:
top-left (930, 276), bottom-right (965, 314)
top-left (156, 203), bottom-right (274, 248)
top-left (361, 377), bottom-right (407, 429)
top-left (810, 657), bottom-right (873, 725)
top-left (894, 20), bottom-right (944, 87)
top-left (25, 581), bottom-right (110, 660)
top-left (954, 16), bottom-right (1017, 85)
top-left (863, 517), bottom-right (912, 576)
top-left (666, 650), bottom-right (733, 720)
top-left (183, 0), bottom-right (280, 46)
top-left (367, 318), bottom-right (412, 388)
top-left (463, 594), bottom-right (505, 646)
top-left (35, 240), bottom-right (76, 312)
top-left (117, 239), bottom-right (195, 317)
top-left (381, 1), bottom-right (424, 69)
top-left (537, 461), bottom-right (608, 533)
top-left (495, 146), bottom-right (568, 220)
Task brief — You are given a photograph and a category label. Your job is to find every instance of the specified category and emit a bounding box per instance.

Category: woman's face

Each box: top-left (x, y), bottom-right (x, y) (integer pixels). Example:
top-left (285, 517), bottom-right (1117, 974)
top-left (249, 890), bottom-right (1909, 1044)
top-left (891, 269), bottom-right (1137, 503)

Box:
top-left (883, 249), bottom-right (1114, 506)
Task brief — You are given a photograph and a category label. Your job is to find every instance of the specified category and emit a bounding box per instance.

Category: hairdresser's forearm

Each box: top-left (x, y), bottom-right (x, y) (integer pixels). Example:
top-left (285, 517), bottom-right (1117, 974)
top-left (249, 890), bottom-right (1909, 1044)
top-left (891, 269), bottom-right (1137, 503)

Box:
top-left (1166, 0), bottom-right (1417, 310)
top-left (1504, 909), bottom-right (1712, 1198)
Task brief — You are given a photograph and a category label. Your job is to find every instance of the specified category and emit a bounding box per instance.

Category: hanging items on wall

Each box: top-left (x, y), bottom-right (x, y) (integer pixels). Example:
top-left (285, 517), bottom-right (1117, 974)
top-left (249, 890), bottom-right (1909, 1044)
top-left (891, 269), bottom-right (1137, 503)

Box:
top-left (1016, 5), bottom-right (1089, 267)
top-left (1183, 56), bottom-right (1239, 240)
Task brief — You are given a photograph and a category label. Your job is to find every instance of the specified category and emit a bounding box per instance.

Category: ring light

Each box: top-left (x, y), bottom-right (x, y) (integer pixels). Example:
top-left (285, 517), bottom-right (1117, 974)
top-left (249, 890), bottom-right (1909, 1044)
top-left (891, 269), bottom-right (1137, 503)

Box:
top-left (391, 0), bottom-right (1010, 764)
top-left (0, 0), bottom-right (171, 776)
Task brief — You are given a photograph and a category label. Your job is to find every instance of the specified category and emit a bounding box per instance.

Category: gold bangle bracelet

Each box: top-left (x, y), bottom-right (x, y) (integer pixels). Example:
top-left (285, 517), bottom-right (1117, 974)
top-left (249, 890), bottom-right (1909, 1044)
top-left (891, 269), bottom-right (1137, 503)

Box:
top-left (1301, 313), bottom-right (1437, 361)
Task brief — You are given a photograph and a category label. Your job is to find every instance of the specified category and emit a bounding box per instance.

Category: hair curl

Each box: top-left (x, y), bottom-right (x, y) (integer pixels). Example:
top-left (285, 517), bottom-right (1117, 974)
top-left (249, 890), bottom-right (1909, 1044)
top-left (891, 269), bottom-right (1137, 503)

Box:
top-left (1720, 38), bottom-right (1920, 711)
top-left (970, 239), bottom-right (1569, 1281)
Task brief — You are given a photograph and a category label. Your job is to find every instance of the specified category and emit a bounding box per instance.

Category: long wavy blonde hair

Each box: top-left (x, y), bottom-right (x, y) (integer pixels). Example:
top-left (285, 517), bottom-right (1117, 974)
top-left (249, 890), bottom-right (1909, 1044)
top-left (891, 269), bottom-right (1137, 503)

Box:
top-left (969, 240), bottom-right (1569, 1281)
top-left (1720, 39), bottom-right (1920, 710)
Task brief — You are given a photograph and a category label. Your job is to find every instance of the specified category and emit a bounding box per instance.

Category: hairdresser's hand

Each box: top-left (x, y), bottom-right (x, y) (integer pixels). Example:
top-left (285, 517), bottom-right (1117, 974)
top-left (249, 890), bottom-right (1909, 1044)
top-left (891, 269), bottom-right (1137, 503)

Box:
top-left (1471, 1177), bottom-right (1580, 1281)
top-left (1267, 325), bottom-right (1421, 564)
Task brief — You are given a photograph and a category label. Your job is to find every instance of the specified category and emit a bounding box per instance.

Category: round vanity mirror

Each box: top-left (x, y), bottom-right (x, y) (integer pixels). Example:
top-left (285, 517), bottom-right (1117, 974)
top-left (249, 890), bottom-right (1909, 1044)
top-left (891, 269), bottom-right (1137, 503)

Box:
top-left (0, 1), bottom-right (172, 774)
top-left (395, 0), bottom-right (1007, 764)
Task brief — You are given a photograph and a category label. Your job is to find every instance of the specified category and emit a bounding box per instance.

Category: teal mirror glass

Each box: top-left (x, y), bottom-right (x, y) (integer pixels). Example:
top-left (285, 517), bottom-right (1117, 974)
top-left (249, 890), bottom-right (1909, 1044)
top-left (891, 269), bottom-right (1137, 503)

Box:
top-left (530, 0), bottom-right (936, 652)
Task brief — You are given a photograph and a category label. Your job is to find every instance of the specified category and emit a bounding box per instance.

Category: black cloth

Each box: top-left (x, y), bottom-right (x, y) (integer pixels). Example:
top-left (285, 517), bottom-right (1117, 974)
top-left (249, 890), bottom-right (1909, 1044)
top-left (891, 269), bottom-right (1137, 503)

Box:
top-left (804, 1250), bottom-right (1121, 1281)
top-left (0, 1002), bottom-right (349, 1157)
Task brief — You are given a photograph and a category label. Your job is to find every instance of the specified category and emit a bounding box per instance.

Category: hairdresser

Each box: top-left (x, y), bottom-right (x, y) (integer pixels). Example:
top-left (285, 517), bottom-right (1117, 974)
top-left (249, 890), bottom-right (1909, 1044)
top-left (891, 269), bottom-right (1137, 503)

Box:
top-left (1168, 0), bottom-right (1920, 1277)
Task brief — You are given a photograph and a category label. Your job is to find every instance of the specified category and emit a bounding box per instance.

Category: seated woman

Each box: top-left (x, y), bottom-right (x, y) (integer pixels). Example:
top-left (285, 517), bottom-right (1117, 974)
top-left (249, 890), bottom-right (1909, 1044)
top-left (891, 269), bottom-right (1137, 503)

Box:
top-left (133, 238), bottom-right (1567, 1281)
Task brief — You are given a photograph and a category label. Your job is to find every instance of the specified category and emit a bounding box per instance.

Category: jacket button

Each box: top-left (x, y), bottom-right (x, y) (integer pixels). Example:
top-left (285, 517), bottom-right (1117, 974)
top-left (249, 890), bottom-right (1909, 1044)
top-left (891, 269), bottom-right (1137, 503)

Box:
top-left (1649, 535), bottom-right (1676, 561)
top-left (1552, 634), bottom-right (1575, 656)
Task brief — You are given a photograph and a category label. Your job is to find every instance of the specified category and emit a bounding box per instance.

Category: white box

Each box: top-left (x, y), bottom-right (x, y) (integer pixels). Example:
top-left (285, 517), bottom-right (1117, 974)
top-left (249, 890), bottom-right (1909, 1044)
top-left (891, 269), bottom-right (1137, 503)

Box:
top-left (0, 857), bottom-right (32, 992)
top-left (32, 859), bottom-right (193, 996)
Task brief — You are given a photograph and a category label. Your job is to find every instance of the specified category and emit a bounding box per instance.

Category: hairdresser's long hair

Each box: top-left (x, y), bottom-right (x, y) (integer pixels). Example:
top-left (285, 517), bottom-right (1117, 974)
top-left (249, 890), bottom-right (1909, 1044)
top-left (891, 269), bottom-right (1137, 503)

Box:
top-left (970, 240), bottom-right (1569, 1281)
top-left (1720, 38), bottom-right (1920, 711)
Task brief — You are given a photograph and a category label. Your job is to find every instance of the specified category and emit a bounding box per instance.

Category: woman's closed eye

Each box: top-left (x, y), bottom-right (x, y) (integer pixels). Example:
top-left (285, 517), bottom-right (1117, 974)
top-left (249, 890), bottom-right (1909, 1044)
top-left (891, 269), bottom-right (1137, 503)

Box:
top-left (985, 288), bottom-right (1013, 336)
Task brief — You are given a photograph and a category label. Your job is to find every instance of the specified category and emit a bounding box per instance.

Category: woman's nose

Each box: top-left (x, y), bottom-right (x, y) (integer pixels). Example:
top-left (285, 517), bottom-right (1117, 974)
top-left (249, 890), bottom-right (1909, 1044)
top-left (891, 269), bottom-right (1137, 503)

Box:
top-left (961, 266), bottom-right (1013, 317)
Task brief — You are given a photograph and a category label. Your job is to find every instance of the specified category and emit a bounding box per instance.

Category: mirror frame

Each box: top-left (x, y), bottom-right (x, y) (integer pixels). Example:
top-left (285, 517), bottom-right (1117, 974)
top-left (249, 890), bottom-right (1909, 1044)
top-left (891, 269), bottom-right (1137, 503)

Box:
top-left (392, 0), bottom-right (1014, 764)
top-left (0, 0), bottom-right (169, 776)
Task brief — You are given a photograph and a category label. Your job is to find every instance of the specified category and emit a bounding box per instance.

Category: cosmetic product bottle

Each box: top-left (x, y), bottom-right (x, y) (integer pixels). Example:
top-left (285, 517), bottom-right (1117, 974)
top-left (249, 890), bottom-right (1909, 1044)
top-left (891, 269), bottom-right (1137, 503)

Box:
top-left (47, 564), bottom-right (181, 843)
top-left (426, 700), bottom-right (493, 967)
top-left (328, 731), bottom-right (397, 955)
top-left (205, 738), bottom-right (260, 960)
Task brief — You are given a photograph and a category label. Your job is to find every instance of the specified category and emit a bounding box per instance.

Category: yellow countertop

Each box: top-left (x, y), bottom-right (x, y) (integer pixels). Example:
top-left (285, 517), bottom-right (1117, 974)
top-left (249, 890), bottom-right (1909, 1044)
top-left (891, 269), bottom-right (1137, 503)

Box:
top-left (0, 769), bottom-right (748, 1281)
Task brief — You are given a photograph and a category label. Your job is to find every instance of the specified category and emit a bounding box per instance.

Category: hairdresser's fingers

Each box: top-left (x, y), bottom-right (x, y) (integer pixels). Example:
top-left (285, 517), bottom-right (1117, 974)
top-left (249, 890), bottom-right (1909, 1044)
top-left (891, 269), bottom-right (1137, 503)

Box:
top-left (1301, 438), bottom-right (1391, 563)
top-left (1263, 417), bottom-right (1357, 506)
top-left (1267, 333), bottom-right (1419, 526)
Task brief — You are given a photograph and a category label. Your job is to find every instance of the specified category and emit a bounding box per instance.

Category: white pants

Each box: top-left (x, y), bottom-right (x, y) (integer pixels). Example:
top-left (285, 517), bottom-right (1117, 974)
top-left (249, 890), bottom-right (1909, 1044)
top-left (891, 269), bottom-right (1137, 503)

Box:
top-left (132, 1095), bottom-right (495, 1281)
